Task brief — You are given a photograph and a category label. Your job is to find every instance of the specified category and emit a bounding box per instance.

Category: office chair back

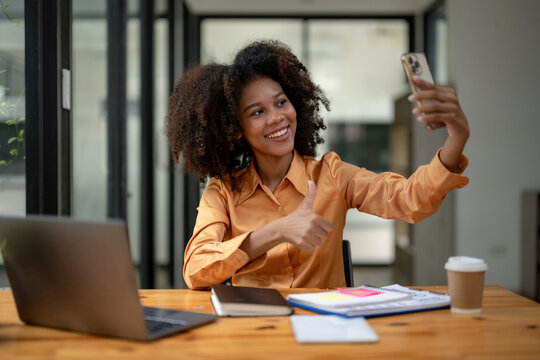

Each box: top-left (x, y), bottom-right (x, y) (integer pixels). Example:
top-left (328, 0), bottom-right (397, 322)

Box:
top-left (342, 240), bottom-right (354, 287)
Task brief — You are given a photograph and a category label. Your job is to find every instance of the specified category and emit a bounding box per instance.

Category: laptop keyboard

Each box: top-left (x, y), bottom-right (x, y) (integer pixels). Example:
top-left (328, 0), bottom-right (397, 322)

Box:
top-left (143, 307), bottom-right (190, 335)
top-left (146, 319), bottom-right (184, 333)
top-left (142, 306), bottom-right (217, 338)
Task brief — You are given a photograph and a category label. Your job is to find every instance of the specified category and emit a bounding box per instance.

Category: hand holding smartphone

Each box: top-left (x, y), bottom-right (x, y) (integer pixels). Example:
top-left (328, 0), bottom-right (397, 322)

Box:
top-left (401, 52), bottom-right (445, 130)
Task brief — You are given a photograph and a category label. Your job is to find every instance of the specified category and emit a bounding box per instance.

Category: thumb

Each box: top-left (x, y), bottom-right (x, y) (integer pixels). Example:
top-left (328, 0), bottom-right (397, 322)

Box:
top-left (299, 180), bottom-right (317, 209)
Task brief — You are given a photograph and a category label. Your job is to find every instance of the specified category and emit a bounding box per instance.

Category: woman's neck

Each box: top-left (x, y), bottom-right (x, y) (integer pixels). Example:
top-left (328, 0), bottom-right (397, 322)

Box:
top-left (254, 151), bottom-right (294, 193)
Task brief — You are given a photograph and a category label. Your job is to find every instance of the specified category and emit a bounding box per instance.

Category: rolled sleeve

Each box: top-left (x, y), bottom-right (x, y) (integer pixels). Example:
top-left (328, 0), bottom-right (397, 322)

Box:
top-left (326, 150), bottom-right (469, 224)
top-left (426, 149), bottom-right (469, 195)
top-left (182, 181), bottom-right (251, 289)
top-left (183, 230), bottom-right (250, 290)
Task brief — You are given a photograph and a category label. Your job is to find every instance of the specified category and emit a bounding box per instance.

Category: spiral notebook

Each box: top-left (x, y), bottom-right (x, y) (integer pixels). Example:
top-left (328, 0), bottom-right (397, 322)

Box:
top-left (287, 284), bottom-right (450, 318)
top-left (287, 285), bottom-right (412, 309)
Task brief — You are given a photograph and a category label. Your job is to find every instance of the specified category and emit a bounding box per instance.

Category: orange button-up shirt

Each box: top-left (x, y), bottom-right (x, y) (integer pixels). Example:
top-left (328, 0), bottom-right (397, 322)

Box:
top-left (183, 150), bottom-right (468, 289)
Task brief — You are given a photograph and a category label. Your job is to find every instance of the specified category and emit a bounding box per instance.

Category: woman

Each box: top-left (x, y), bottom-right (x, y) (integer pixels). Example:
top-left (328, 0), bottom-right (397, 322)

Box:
top-left (166, 40), bottom-right (469, 289)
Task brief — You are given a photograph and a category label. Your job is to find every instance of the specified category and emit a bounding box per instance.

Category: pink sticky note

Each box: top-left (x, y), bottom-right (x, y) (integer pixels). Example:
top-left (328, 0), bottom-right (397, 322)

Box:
top-left (338, 288), bottom-right (383, 298)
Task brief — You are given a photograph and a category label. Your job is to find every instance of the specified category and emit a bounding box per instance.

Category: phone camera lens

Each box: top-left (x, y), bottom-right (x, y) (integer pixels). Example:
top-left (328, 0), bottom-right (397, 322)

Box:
top-left (413, 61), bottom-right (422, 75)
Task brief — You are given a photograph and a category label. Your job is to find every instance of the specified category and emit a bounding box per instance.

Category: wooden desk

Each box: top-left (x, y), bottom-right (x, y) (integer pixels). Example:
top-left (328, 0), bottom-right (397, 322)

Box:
top-left (1, 286), bottom-right (539, 359)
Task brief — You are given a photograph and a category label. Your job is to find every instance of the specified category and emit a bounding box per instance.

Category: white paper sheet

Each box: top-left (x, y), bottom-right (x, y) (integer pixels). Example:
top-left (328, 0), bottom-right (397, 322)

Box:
top-left (290, 315), bottom-right (379, 343)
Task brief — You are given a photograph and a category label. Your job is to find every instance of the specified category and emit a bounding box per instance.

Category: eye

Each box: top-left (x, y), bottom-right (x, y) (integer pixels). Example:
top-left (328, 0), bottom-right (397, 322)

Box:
top-left (250, 109), bottom-right (263, 117)
top-left (277, 98), bottom-right (288, 107)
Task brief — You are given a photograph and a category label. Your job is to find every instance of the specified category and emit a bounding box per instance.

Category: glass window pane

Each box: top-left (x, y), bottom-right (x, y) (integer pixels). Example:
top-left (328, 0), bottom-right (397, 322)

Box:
top-left (0, 2), bottom-right (25, 217)
top-left (72, 0), bottom-right (108, 220)
top-left (0, 1), bottom-right (25, 287)
top-left (201, 19), bottom-right (303, 64)
top-left (308, 20), bottom-right (409, 124)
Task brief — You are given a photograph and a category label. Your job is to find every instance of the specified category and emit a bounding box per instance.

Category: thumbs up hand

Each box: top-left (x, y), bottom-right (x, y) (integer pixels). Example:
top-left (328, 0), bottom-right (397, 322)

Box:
top-left (239, 180), bottom-right (334, 260)
top-left (297, 179), bottom-right (317, 210)
top-left (278, 180), bottom-right (334, 250)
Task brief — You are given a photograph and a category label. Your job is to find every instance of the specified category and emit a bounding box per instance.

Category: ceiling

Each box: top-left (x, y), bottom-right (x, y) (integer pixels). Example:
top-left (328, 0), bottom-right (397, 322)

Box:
top-left (185, 0), bottom-right (436, 16)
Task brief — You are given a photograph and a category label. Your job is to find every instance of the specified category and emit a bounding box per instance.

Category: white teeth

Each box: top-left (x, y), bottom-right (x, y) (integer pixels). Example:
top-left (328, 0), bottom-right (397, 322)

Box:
top-left (266, 127), bottom-right (287, 139)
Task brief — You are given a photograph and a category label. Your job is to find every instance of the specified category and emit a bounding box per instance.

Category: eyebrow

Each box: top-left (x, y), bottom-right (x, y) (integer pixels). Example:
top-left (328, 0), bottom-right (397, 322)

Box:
top-left (242, 91), bottom-right (285, 114)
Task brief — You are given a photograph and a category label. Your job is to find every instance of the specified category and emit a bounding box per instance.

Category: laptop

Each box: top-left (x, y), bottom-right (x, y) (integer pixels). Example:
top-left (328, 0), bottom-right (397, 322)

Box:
top-left (0, 215), bottom-right (217, 341)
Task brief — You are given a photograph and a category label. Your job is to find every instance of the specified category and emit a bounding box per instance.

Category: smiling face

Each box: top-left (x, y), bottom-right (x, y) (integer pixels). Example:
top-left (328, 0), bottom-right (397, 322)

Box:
top-left (238, 76), bottom-right (297, 167)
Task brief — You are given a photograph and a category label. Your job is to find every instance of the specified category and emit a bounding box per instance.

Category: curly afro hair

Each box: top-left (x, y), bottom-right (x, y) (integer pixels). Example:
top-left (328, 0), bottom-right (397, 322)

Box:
top-left (166, 40), bottom-right (330, 187)
top-left (166, 63), bottom-right (242, 183)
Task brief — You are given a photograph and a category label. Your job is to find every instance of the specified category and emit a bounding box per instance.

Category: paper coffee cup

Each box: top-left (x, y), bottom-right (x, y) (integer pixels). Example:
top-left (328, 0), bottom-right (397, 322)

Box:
top-left (445, 256), bottom-right (487, 314)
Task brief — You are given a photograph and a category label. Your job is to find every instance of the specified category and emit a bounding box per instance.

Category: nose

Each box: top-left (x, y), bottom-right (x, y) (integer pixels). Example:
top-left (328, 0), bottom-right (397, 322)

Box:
top-left (267, 108), bottom-right (285, 125)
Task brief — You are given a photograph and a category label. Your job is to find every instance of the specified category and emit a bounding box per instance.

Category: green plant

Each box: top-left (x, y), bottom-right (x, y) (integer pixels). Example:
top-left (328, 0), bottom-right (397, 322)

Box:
top-left (0, 87), bottom-right (25, 174)
top-left (0, 0), bottom-right (18, 23)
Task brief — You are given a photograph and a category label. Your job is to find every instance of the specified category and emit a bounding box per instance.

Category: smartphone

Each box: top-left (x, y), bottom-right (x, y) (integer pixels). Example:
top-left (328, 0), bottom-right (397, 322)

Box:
top-left (401, 52), bottom-right (444, 130)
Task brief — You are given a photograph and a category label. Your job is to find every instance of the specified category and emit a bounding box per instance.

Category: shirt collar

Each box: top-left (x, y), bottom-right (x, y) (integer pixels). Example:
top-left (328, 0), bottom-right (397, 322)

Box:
top-left (285, 149), bottom-right (309, 196)
top-left (237, 149), bottom-right (309, 204)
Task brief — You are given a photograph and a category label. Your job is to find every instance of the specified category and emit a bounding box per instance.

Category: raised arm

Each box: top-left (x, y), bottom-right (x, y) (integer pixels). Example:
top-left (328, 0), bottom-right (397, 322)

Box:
top-left (409, 77), bottom-right (470, 173)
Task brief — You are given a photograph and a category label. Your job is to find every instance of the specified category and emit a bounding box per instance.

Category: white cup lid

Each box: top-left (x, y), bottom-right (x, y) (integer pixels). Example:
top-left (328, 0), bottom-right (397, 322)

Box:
top-left (445, 256), bottom-right (487, 272)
